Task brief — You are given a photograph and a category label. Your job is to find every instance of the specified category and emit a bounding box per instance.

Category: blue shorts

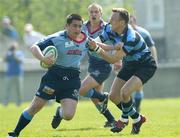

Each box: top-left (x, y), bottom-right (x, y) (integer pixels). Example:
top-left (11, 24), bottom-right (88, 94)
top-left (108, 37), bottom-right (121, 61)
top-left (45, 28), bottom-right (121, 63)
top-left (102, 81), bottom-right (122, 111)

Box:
top-left (117, 58), bottom-right (157, 84)
top-left (88, 58), bottom-right (112, 84)
top-left (36, 66), bottom-right (81, 102)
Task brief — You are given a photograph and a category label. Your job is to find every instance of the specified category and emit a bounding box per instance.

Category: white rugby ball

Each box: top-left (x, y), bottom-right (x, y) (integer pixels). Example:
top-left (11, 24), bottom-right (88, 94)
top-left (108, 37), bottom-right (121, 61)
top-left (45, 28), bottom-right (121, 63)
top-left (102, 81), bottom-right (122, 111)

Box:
top-left (40, 46), bottom-right (58, 68)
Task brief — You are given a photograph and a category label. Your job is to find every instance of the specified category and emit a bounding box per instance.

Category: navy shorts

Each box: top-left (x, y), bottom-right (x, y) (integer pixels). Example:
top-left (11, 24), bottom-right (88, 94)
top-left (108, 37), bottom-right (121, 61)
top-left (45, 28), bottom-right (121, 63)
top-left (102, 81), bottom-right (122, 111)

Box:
top-left (117, 58), bottom-right (157, 84)
top-left (36, 67), bottom-right (81, 102)
top-left (88, 63), bottom-right (112, 85)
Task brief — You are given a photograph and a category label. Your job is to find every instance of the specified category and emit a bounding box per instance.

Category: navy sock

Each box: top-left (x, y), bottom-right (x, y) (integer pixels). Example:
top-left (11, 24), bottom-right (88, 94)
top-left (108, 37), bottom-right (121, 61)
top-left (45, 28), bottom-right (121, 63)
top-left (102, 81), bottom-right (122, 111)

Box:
top-left (117, 102), bottom-right (128, 119)
top-left (122, 98), bottom-right (139, 120)
top-left (91, 89), bottom-right (105, 102)
top-left (116, 102), bottom-right (122, 110)
top-left (102, 109), bottom-right (115, 122)
top-left (14, 110), bottom-right (33, 135)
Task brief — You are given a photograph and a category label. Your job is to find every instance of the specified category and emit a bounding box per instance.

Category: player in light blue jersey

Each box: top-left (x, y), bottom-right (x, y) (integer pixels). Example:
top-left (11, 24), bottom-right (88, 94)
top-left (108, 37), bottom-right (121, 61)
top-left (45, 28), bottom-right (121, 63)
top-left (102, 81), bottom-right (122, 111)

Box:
top-left (129, 15), bottom-right (158, 112)
top-left (80, 3), bottom-right (115, 128)
top-left (88, 8), bottom-right (157, 134)
top-left (8, 14), bottom-right (89, 137)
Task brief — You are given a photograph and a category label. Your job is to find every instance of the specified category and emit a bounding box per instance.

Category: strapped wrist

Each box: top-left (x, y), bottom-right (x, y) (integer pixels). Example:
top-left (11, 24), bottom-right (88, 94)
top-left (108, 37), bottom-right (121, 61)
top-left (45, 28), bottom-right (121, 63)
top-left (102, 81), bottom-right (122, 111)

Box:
top-left (95, 47), bottom-right (102, 54)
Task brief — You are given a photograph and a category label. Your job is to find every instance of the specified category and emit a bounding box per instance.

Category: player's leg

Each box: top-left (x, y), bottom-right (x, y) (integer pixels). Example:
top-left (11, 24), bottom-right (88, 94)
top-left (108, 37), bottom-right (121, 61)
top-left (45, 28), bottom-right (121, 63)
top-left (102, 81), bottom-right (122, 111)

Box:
top-left (51, 75), bottom-right (80, 129)
top-left (80, 75), bottom-right (114, 127)
top-left (133, 86), bottom-right (144, 112)
top-left (8, 96), bottom-right (48, 137)
top-left (80, 75), bottom-right (107, 102)
top-left (109, 77), bottom-right (129, 133)
top-left (91, 83), bottom-right (115, 127)
top-left (120, 75), bottom-right (146, 134)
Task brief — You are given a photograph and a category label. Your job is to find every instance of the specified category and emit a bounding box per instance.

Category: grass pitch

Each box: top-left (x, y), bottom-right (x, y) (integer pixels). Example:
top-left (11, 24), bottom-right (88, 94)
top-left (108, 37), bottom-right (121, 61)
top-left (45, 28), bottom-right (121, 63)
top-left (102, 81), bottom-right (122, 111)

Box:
top-left (1, 98), bottom-right (180, 137)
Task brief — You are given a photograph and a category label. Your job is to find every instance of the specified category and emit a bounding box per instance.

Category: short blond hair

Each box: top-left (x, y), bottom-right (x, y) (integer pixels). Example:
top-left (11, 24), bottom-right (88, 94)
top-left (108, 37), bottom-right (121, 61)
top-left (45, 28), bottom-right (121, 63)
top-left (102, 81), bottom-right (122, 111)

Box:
top-left (112, 8), bottom-right (129, 24)
top-left (88, 3), bottom-right (102, 13)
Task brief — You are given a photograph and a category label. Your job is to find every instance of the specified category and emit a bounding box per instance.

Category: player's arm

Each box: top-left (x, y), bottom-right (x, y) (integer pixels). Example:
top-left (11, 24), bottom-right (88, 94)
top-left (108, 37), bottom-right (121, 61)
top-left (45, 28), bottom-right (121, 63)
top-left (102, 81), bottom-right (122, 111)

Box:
top-left (144, 34), bottom-right (158, 65)
top-left (93, 37), bottom-right (122, 51)
top-left (88, 40), bottom-right (126, 64)
top-left (30, 45), bottom-right (44, 61)
top-left (149, 46), bottom-right (158, 65)
top-left (30, 44), bottom-right (54, 66)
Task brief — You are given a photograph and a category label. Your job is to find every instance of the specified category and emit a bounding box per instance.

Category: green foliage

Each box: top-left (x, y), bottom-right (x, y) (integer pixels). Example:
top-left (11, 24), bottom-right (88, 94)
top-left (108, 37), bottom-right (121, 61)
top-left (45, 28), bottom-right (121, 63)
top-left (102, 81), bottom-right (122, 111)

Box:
top-left (0, 0), bottom-right (134, 38)
top-left (1, 99), bottom-right (180, 137)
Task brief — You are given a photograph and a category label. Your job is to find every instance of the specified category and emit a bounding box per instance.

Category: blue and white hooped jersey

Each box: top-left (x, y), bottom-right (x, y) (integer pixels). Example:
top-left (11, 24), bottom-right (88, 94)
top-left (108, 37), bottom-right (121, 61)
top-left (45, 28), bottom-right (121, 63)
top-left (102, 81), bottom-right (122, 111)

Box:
top-left (99, 24), bottom-right (152, 63)
top-left (82, 20), bottom-right (113, 63)
top-left (134, 26), bottom-right (155, 48)
top-left (36, 30), bottom-right (88, 70)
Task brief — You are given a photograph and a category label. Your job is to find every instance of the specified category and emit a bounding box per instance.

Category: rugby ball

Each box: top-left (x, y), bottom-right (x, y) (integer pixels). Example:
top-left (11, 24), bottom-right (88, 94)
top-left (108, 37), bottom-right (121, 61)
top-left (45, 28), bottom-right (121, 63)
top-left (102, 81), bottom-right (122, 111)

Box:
top-left (40, 46), bottom-right (58, 68)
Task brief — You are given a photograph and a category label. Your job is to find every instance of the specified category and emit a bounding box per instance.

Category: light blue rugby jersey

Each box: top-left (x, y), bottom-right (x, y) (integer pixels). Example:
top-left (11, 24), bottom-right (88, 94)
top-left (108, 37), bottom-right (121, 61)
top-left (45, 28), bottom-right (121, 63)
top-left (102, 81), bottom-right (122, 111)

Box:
top-left (37, 30), bottom-right (88, 70)
top-left (99, 24), bottom-right (151, 63)
top-left (82, 20), bottom-right (113, 62)
top-left (134, 26), bottom-right (155, 48)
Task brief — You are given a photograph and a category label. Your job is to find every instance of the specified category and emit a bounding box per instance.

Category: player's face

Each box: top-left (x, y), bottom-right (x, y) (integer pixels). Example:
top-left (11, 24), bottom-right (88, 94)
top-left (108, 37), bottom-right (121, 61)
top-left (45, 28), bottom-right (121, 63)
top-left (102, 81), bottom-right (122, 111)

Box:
top-left (67, 20), bottom-right (83, 37)
top-left (110, 12), bottom-right (124, 32)
top-left (88, 6), bottom-right (101, 23)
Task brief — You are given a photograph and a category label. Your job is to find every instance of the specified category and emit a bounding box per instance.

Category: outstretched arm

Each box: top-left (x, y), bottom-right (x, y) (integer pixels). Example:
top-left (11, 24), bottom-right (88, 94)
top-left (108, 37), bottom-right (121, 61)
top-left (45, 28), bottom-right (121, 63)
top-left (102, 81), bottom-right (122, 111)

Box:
top-left (88, 40), bottom-right (126, 64)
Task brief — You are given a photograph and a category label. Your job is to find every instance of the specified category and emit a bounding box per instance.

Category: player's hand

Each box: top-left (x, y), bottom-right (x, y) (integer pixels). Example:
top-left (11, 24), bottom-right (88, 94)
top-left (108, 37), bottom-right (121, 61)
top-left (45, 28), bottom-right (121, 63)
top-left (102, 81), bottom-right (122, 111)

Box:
top-left (113, 60), bottom-right (122, 71)
top-left (87, 38), bottom-right (99, 51)
top-left (41, 54), bottom-right (55, 66)
top-left (114, 42), bottom-right (124, 50)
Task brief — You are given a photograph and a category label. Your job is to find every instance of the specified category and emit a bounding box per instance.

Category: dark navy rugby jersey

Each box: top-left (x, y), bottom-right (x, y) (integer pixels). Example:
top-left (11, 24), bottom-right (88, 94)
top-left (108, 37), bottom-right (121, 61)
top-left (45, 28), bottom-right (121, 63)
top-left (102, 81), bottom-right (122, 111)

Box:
top-left (134, 26), bottom-right (155, 48)
top-left (99, 24), bottom-right (151, 63)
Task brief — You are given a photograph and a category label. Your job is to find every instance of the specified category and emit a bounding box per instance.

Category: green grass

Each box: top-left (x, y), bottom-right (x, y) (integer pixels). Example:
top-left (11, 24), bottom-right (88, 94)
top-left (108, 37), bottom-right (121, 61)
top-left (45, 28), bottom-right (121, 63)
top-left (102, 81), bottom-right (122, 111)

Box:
top-left (1, 98), bottom-right (180, 137)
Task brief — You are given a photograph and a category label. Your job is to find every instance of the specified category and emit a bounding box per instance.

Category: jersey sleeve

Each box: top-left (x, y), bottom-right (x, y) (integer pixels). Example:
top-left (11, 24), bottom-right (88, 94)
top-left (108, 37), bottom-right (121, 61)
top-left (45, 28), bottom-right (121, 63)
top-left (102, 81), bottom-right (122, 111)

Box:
top-left (122, 43), bottom-right (135, 55)
top-left (99, 24), bottom-right (110, 43)
top-left (144, 34), bottom-right (155, 48)
top-left (36, 36), bottom-right (54, 51)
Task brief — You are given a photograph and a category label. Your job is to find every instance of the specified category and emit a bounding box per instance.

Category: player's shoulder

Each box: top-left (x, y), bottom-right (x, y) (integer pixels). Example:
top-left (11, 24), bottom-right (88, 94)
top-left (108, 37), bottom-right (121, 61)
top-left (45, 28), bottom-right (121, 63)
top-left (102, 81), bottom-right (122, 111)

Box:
top-left (47, 31), bottom-right (66, 39)
top-left (136, 26), bottom-right (151, 37)
top-left (126, 25), bottom-right (137, 42)
top-left (104, 23), bottom-right (112, 32)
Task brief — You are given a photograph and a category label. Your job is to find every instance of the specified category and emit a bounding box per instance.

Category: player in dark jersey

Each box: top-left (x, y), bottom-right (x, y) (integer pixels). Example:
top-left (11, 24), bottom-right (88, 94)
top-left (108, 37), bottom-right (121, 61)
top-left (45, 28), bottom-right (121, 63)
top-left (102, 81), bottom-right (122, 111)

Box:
top-left (88, 8), bottom-right (157, 134)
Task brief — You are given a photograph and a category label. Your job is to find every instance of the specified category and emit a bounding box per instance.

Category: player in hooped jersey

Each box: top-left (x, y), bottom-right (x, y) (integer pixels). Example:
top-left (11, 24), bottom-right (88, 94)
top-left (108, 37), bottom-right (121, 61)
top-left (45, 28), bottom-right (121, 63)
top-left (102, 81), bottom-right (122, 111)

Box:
top-left (88, 8), bottom-right (157, 134)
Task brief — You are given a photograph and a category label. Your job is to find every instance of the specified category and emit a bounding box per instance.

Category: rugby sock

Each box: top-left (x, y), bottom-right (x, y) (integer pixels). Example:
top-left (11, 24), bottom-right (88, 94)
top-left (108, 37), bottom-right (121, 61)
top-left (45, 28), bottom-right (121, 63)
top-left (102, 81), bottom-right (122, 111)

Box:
top-left (14, 110), bottom-right (33, 135)
top-left (117, 102), bottom-right (128, 121)
top-left (95, 104), bottom-right (114, 122)
top-left (122, 98), bottom-right (139, 121)
top-left (84, 89), bottom-right (94, 98)
top-left (102, 109), bottom-right (115, 122)
top-left (134, 91), bottom-right (144, 112)
top-left (91, 88), bottom-right (105, 102)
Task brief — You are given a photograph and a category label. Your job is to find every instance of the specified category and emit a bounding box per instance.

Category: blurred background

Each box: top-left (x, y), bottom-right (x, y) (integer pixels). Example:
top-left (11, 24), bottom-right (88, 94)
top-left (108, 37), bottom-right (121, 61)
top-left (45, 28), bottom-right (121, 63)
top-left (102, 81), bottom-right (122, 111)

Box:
top-left (0, 0), bottom-right (180, 105)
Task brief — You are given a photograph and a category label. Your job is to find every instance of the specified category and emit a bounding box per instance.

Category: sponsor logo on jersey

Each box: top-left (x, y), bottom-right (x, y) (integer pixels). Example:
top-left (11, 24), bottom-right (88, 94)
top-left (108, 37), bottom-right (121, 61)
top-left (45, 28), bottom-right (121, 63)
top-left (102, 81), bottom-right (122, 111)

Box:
top-left (65, 41), bottom-right (75, 48)
top-left (67, 49), bottom-right (82, 55)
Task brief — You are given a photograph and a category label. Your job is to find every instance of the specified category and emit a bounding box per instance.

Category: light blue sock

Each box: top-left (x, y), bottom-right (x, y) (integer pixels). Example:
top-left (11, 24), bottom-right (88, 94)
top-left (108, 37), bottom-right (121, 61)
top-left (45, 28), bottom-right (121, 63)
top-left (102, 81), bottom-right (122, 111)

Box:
top-left (84, 89), bottom-right (94, 98)
top-left (134, 91), bottom-right (144, 99)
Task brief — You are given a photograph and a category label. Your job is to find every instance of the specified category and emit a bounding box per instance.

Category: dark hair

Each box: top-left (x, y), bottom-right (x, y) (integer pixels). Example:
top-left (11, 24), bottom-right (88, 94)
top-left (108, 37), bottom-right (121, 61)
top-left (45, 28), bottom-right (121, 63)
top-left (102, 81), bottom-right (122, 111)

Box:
top-left (112, 8), bottom-right (129, 24)
top-left (66, 14), bottom-right (83, 25)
